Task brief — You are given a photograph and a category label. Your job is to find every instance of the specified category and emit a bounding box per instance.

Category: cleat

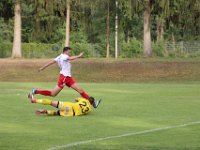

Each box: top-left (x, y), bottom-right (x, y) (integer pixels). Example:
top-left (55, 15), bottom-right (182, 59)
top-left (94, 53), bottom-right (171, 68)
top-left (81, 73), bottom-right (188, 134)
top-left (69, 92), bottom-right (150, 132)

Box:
top-left (32, 88), bottom-right (37, 94)
top-left (28, 93), bottom-right (36, 103)
top-left (93, 99), bottom-right (102, 108)
top-left (35, 110), bottom-right (47, 115)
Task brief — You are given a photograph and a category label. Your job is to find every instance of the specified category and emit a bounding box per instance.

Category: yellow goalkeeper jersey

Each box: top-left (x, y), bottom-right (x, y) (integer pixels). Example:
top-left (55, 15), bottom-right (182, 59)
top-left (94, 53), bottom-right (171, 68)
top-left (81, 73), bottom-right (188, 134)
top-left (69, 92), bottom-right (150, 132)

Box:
top-left (59, 98), bottom-right (93, 117)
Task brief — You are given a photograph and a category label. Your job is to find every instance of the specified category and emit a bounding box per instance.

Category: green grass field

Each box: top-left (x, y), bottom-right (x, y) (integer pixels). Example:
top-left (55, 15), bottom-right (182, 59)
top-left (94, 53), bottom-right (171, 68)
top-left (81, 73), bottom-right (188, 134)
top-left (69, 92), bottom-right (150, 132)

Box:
top-left (0, 82), bottom-right (200, 150)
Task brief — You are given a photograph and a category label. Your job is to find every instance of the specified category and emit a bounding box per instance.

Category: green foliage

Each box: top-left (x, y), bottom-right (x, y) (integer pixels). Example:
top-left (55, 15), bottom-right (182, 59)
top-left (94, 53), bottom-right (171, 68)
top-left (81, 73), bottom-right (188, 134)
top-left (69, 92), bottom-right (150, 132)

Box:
top-left (24, 0), bottom-right (66, 43)
top-left (70, 31), bottom-right (100, 57)
top-left (152, 40), bottom-right (165, 57)
top-left (0, 41), bottom-right (102, 58)
top-left (0, 0), bottom-right (14, 21)
top-left (121, 38), bottom-right (143, 58)
top-left (22, 43), bottom-right (62, 58)
top-left (0, 42), bottom-right (12, 58)
top-left (189, 51), bottom-right (200, 58)
top-left (70, 32), bottom-right (103, 58)
top-left (0, 42), bottom-right (62, 58)
top-left (70, 42), bottom-right (92, 58)
top-left (0, 17), bottom-right (14, 42)
top-left (70, 31), bottom-right (88, 44)
top-left (0, 0), bottom-right (200, 58)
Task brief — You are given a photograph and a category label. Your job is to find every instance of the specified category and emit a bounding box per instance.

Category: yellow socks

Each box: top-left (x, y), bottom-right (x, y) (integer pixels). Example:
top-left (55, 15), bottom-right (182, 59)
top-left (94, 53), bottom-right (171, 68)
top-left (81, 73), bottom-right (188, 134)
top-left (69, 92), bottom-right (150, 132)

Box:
top-left (36, 99), bottom-right (52, 105)
top-left (34, 99), bottom-right (58, 116)
top-left (47, 110), bottom-right (57, 116)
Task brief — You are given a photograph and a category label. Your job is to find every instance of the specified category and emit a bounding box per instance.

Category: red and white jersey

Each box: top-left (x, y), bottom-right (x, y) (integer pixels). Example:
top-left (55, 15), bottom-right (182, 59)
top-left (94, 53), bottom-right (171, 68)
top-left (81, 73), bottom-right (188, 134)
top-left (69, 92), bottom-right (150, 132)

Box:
top-left (54, 53), bottom-right (71, 77)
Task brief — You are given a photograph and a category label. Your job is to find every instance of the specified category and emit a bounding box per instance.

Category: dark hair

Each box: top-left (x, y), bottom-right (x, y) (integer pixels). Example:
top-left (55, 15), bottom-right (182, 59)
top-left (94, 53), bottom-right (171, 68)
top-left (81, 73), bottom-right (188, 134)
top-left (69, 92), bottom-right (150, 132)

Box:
top-left (88, 97), bottom-right (95, 105)
top-left (63, 47), bottom-right (71, 52)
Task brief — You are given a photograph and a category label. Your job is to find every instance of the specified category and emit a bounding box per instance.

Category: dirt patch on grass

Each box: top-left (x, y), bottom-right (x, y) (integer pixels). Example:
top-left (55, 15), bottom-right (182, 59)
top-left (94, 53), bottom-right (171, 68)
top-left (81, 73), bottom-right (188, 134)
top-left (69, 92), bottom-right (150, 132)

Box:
top-left (0, 58), bottom-right (200, 82)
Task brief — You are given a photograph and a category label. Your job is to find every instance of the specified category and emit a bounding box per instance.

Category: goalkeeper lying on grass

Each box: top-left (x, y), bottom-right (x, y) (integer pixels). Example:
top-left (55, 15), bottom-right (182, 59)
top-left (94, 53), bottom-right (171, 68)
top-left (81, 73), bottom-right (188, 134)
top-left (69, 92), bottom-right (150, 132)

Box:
top-left (28, 93), bottom-right (101, 117)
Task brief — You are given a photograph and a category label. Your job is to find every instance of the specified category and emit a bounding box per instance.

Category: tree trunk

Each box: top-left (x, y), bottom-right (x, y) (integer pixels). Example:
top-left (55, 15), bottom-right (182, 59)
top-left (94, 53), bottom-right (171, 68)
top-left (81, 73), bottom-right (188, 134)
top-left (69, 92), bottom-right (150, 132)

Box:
top-left (5, 19), bottom-right (10, 41)
top-left (115, 0), bottom-right (118, 59)
top-left (106, 1), bottom-right (110, 58)
top-left (12, 0), bottom-right (22, 58)
top-left (65, 0), bottom-right (70, 47)
top-left (143, 0), bottom-right (152, 57)
top-left (156, 18), bottom-right (164, 42)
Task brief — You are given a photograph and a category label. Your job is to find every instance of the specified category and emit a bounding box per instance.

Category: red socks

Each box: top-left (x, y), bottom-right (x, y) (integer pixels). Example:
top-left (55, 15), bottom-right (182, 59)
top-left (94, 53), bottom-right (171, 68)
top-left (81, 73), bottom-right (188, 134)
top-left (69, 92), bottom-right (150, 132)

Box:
top-left (80, 92), bottom-right (90, 99)
top-left (35, 90), bottom-right (51, 96)
top-left (35, 90), bottom-right (89, 99)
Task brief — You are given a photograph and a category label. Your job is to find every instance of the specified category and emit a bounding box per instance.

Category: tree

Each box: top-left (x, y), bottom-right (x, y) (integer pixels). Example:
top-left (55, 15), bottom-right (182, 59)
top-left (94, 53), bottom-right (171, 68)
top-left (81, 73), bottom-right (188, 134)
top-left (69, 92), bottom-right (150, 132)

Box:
top-left (166, 0), bottom-right (200, 41)
top-left (1, 0), bottom-right (199, 58)
top-left (29, 0), bottom-right (65, 43)
top-left (12, 0), bottom-right (22, 58)
top-left (106, 0), bottom-right (110, 58)
top-left (77, 0), bottom-right (115, 57)
top-left (117, 0), bottom-right (152, 57)
top-left (143, 0), bottom-right (152, 57)
top-left (115, 0), bottom-right (119, 58)
top-left (0, 0), bottom-right (14, 41)
top-left (65, 0), bottom-right (70, 46)
top-left (152, 0), bottom-right (170, 42)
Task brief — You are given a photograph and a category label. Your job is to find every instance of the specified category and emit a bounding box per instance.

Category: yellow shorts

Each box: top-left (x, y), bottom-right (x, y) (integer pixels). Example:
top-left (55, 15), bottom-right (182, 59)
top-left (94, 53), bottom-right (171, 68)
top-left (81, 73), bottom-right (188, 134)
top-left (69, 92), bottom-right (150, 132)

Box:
top-left (58, 102), bottom-right (75, 117)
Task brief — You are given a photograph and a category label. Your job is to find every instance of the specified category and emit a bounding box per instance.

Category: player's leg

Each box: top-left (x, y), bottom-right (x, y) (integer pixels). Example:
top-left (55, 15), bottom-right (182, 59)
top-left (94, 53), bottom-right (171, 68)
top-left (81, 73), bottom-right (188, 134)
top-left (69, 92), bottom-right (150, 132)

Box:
top-left (32, 74), bottom-right (64, 97)
top-left (28, 94), bottom-right (60, 116)
top-left (66, 77), bottom-right (101, 108)
top-left (50, 85), bottom-right (63, 97)
top-left (32, 88), bottom-right (51, 96)
top-left (65, 76), bottom-right (90, 99)
top-left (51, 100), bottom-right (60, 108)
top-left (32, 85), bottom-right (62, 97)
top-left (71, 83), bottom-right (90, 99)
top-left (28, 94), bottom-right (52, 105)
top-left (71, 84), bottom-right (101, 108)
top-left (28, 93), bottom-right (57, 106)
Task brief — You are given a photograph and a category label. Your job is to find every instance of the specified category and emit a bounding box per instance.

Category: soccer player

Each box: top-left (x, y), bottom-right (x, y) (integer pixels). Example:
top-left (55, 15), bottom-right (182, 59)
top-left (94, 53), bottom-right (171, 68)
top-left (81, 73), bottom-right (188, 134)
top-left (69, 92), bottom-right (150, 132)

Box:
top-left (32, 46), bottom-right (100, 108)
top-left (28, 93), bottom-right (101, 116)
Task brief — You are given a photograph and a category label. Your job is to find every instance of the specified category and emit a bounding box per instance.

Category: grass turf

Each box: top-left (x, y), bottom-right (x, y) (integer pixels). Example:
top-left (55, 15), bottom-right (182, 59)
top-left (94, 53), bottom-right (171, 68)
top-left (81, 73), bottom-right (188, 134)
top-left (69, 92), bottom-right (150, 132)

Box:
top-left (0, 82), bottom-right (200, 150)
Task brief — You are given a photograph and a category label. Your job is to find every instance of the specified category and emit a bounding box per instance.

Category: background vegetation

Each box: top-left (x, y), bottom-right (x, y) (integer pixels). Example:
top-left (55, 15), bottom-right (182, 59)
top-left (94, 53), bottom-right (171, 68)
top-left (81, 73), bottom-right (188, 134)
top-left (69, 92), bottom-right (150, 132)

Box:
top-left (0, 0), bottom-right (199, 58)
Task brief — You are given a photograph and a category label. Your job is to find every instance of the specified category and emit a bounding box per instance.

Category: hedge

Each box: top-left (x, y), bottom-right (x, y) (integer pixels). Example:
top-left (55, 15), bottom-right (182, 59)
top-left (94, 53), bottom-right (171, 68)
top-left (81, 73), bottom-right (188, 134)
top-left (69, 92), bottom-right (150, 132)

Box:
top-left (0, 42), bottom-right (96, 58)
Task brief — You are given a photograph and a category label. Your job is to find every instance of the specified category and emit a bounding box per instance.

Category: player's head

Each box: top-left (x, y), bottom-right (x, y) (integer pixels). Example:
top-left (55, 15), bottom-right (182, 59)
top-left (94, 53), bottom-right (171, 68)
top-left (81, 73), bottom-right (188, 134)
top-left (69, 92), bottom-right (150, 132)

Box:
top-left (63, 47), bottom-right (71, 52)
top-left (88, 97), bottom-right (95, 105)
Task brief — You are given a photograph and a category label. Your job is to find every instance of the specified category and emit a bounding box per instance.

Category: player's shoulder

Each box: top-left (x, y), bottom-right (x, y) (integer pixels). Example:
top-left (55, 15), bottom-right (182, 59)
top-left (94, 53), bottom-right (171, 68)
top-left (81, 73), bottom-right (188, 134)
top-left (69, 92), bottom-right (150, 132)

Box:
top-left (56, 53), bottom-right (68, 59)
top-left (77, 97), bottom-right (88, 102)
top-left (62, 53), bottom-right (69, 59)
top-left (55, 54), bottom-right (60, 59)
top-left (77, 98), bottom-right (90, 105)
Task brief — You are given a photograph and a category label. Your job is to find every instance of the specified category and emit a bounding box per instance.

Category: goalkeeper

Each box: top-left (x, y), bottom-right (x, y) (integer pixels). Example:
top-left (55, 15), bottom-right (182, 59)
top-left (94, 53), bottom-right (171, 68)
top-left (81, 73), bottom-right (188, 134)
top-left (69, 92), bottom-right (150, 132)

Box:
top-left (28, 93), bottom-right (101, 117)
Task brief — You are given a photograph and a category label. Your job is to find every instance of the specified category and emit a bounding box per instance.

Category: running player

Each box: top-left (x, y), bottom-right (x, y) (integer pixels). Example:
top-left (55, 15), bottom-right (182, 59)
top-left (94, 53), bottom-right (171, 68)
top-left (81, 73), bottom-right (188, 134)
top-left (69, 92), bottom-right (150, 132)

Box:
top-left (28, 93), bottom-right (101, 116)
top-left (32, 47), bottom-right (100, 108)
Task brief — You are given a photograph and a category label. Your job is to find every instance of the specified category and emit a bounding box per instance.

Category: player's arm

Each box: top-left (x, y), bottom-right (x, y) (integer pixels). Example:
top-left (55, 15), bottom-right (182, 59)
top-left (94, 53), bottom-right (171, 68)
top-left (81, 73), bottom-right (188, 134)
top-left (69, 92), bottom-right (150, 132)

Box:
top-left (38, 60), bottom-right (56, 72)
top-left (68, 52), bottom-right (84, 61)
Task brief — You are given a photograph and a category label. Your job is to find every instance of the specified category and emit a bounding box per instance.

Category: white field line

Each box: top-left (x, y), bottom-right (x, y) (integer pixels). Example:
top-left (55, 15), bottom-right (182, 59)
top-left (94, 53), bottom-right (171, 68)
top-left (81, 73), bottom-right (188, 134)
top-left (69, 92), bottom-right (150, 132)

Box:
top-left (0, 93), bottom-right (20, 97)
top-left (47, 121), bottom-right (200, 150)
